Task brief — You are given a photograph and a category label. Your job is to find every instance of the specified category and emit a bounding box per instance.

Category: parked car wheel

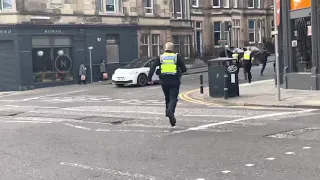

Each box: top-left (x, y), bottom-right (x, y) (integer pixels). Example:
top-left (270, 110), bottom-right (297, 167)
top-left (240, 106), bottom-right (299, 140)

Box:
top-left (137, 74), bottom-right (148, 87)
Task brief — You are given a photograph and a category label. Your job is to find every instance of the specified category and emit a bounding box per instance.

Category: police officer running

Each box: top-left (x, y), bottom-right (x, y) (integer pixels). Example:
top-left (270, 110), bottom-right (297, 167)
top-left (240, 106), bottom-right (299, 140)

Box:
top-left (242, 47), bottom-right (253, 84)
top-left (147, 42), bottom-right (187, 127)
top-left (232, 49), bottom-right (240, 74)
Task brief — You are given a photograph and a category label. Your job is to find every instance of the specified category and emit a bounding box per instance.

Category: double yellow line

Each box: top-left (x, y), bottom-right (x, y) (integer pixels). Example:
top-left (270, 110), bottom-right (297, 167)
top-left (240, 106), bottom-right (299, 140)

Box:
top-left (179, 88), bottom-right (221, 106)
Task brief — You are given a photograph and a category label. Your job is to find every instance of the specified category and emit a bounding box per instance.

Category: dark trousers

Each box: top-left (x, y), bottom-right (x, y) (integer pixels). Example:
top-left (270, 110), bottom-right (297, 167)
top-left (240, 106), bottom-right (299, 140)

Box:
top-left (243, 61), bottom-right (252, 83)
top-left (79, 75), bottom-right (86, 85)
top-left (261, 61), bottom-right (267, 75)
top-left (161, 82), bottom-right (180, 115)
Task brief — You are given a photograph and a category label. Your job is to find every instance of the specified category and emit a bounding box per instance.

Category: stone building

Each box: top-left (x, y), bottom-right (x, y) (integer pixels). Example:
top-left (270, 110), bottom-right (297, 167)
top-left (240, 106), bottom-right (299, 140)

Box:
top-left (190, 0), bottom-right (274, 55)
top-left (0, 0), bottom-right (192, 91)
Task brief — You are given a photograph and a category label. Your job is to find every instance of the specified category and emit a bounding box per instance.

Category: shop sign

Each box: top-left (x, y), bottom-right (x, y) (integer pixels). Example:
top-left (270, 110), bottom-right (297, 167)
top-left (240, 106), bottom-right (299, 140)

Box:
top-left (45, 29), bottom-right (62, 34)
top-left (290, 0), bottom-right (311, 10)
top-left (0, 30), bottom-right (12, 34)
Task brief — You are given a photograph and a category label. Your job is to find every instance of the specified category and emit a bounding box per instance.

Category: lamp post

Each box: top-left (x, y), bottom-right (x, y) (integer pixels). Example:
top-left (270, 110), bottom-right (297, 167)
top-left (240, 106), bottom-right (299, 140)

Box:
top-left (88, 46), bottom-right (93, 83)
top-left (272, 0), bottom-right (281, 101)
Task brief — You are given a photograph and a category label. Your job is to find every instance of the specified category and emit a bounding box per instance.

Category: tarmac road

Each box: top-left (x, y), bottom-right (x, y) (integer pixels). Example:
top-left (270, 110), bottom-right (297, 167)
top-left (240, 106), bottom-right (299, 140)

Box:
top-left (1, 62), bottom-right (320, 180)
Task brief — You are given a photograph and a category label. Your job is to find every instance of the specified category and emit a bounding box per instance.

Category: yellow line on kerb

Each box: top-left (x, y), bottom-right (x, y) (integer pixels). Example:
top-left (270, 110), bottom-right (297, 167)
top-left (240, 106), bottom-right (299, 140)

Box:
top-left (179, 88), bottom-right (220, 106)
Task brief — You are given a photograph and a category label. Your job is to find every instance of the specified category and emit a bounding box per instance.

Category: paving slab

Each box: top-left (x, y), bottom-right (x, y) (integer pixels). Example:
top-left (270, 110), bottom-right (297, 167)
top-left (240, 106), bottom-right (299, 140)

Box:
top-left (189, 79), bottom-right (320, 109)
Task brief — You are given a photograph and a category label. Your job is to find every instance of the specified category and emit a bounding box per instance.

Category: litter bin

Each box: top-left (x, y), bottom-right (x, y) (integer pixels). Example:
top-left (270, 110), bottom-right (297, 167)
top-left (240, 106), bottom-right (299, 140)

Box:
top-left (207, 57), bottom-right (239, 99)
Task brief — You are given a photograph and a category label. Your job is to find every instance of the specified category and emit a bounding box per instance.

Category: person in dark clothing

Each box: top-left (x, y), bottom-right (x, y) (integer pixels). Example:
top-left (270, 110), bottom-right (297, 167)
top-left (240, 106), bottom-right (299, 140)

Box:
top-left (258, 48), bottom-right (271, 76)
top-left (79, 62), bottom-right (86, 85)
top-left (147, 42), bottom-right (187, 127)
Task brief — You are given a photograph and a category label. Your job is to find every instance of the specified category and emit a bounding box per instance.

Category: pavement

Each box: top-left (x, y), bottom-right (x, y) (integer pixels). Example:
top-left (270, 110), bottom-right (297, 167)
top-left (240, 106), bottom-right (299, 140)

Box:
top-left (1, 62), bottom-right (320, 179)
top-left (183, 79), bottom-right (320, 109)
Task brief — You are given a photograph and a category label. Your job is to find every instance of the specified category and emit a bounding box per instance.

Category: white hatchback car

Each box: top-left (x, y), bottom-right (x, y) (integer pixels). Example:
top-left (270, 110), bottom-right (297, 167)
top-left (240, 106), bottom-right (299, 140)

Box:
top-left (112, 57), bottom-right (160, 87)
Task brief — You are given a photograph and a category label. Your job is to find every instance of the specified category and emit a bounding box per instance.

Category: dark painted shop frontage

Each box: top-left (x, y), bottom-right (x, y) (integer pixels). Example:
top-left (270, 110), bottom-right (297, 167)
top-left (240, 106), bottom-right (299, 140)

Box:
top-left (0, 25), bottom-right (138, 91)
top-left (279, 0), bottom-right (320, 90)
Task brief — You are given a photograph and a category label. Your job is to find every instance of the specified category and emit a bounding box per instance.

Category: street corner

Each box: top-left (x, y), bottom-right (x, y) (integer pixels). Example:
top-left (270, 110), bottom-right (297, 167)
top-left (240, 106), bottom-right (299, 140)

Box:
top-left (179, 88), bottom-right (222, 107)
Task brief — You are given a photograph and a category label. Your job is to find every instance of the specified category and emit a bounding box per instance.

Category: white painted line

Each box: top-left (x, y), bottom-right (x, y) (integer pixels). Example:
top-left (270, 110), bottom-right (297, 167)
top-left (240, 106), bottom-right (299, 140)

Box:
top-left (22, 89), bottom-right (87, 101)
top-left (3, 105), bottom-right (59, 109)
top-left (95, 128), bottom-right (111, 132)
top-left (196, 178), bottom-right (205, 180)
top-left (62, 108), bottom-right (245, 118)
top-left (285, 152), bottom-right (295, 155)
top-left (3, 121), bottom-right (52, 124)
top-left (172, 109), bottom-right (316, 134)
top-left (64, 123), bottom-right (91, 130)
top-left (245, 164), bottom-right (255, 167)
top-left (303, 147), bottom-right (312, 149)
top-left (60, 162), bottom-right (158, 180)
top-left (266, 157), bottom-right (276, 161)
top-left (221, 170), bottom-right (231, 174)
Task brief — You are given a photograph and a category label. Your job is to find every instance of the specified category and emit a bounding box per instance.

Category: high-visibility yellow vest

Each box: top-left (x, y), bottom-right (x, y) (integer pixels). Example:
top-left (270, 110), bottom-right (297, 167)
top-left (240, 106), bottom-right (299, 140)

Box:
top-left (232, 53), bottom-right (239, 60)
top-left (243, 51), bottom-right (251, 61)
top-left (160, 52), bottom-right (177, 75)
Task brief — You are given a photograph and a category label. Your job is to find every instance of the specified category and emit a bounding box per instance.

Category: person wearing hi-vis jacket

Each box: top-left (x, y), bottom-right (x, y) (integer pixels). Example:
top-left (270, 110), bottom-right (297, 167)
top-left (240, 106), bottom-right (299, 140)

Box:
top-left (242, 47), bottom-right (253, 84)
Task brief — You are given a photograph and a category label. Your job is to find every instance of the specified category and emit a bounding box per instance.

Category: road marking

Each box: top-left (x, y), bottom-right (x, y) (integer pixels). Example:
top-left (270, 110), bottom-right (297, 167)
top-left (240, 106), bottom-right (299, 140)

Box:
top-left (245, 164), bottom-right (255, 167)
top-left (172, 109), bottom-right (316, 134)
top-left (303, 147), bottom-right (312, 149)
top-left (22, 90), bottom-right (87, 101)
top-left (221, 170), bottom-right (231, 174)
top-left (64, 123), bottom-right (91, 130)
top-left (3, 121), bottom-right (52, 124)
top-left (285, 152), bottom-right (295, 155)
top-left (60, 162), bottom-right (158, 180)
top-left (266, 157), bottom-right (276, 161)
top-left (95, 128), bottom-right (167, 133)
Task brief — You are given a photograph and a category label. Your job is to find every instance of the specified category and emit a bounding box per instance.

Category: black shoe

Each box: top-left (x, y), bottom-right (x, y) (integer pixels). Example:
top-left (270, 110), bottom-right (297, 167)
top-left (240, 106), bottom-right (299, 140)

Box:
top-left (166, 110), bottom-right (176, 127)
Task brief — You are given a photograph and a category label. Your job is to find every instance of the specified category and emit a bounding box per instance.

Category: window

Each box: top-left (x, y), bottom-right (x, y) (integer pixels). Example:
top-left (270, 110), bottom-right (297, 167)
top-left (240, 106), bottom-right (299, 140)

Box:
top-left (248, 0), bottom-right (260, 8)
top-left (223, 0), bottom-right (229, 8)
top-left (214, 22), bottom-right (221, 46)
top-left (191, 0), bottom-right (198, 7)
top-left (172, 35), bottom-right (191, 57)
top-left (172, 0), bottom-right (182, 18)
top-left (232, 19), bottom-right (241, 47)
top-left (212, 0), bottom-right (220, 7)
top-left (224, 21), bottom-right (231, 46)
top-left (271, 20), bottom-right (275, 31)
top-left (144, 0), bottom-right (153, 14)
top-left (151, 34), bottom-right (160, 56)
top-left (106, 34), bottom-right (120, 63)
top-left (140, 34), bottom-right (150, 57)
top-left (233, 0), bottom-right (237, 8)
top-left (32, 36), bottom-right (73, 83)
top-left (0, 0), bottom-right (13, 10)
top-left (248, 0), bottom-right (254, 8)
top-left (140, 34), bottom-right (160, 57)
top-left (98, 0), bottom-right (119, 13)
top-left (257, 20), bottom-right (262, 43)
top-left (248, 19), bottom-right (255, 43)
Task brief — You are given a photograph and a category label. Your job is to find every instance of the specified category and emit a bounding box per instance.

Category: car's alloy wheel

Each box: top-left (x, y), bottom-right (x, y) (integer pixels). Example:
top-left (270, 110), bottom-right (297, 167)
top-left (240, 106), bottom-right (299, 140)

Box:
top-left (137, 74), bottom-right (147, 87)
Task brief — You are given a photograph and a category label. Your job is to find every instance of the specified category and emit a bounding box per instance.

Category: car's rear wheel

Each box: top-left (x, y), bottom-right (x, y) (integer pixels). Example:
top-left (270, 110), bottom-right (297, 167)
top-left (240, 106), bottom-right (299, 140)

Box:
top-left (137, 74), bottom-right (147, 87)
top-left (116, 84), bottom-right (125, 87)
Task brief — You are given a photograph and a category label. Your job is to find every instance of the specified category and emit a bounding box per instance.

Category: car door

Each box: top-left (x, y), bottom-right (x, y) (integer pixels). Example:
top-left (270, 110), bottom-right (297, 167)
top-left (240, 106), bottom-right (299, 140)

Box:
top-left (144, 59), bottom-right (159, 81)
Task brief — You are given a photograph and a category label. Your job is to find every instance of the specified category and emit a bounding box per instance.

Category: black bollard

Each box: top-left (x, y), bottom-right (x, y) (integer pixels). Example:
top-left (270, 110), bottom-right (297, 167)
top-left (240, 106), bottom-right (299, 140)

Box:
top-left (200, 74), bottom-right (204, 94)
top-left (224, 73), bottom-right (228, 99)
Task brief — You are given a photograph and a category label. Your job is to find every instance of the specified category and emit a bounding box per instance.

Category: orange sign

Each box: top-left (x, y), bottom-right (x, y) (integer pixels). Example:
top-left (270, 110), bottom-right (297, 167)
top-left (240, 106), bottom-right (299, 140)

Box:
top-left (290, 0), bottom-right (311, 10)
top-left (277, 0), bottom-right (281, 26)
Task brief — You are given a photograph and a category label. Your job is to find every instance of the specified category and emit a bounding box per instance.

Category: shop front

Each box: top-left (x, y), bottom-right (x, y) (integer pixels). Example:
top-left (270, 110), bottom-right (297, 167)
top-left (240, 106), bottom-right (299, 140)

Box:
top-left (280, 0), bottom-right (320, 90)
top-left (0, 25), bottom-right (138, 91)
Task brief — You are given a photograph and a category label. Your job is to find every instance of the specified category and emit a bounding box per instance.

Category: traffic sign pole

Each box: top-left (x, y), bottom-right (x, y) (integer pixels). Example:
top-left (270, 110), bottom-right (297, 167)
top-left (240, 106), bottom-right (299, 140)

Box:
top-left (273, 0), bottom-right (281, 101)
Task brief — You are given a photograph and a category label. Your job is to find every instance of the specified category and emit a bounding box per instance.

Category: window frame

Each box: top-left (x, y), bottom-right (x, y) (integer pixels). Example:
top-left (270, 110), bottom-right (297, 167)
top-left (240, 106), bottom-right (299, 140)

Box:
top-left (140, 33), bottom-right (150, 57)
top-left (144, 0), bottom-right (154, 15)
top-left (171, 0), bottom-right (183, 19)
top-left (256, 0), bottom-right (260, 8)
top-left (151, 34), bottom-right (160, 57)
top-left (248, 19), bottom-right (255, 43)
top-left (98, 0), bottom-right (119, 13)
top-left (233, 0), bottom-right (237, 8)
top-left (223, 0), bottom-right (229, 8)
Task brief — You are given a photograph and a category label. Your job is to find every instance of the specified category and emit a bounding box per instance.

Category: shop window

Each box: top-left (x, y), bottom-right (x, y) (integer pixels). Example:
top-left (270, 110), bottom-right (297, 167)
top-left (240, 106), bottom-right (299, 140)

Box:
top-left (0, 0), bottom-right (13, 10)
top-left (0, 40), bottom-right (13, 50)
top-left (32, 36), bottom-right (73, 83)
top-left (106, 34), bottom-right (120, 64)
top-left (140, 34), bottom-right (150, 57)
top-left (140, 34), bottom-right (160, 57)
top-left (151, 34), bottom-right (160, 57)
